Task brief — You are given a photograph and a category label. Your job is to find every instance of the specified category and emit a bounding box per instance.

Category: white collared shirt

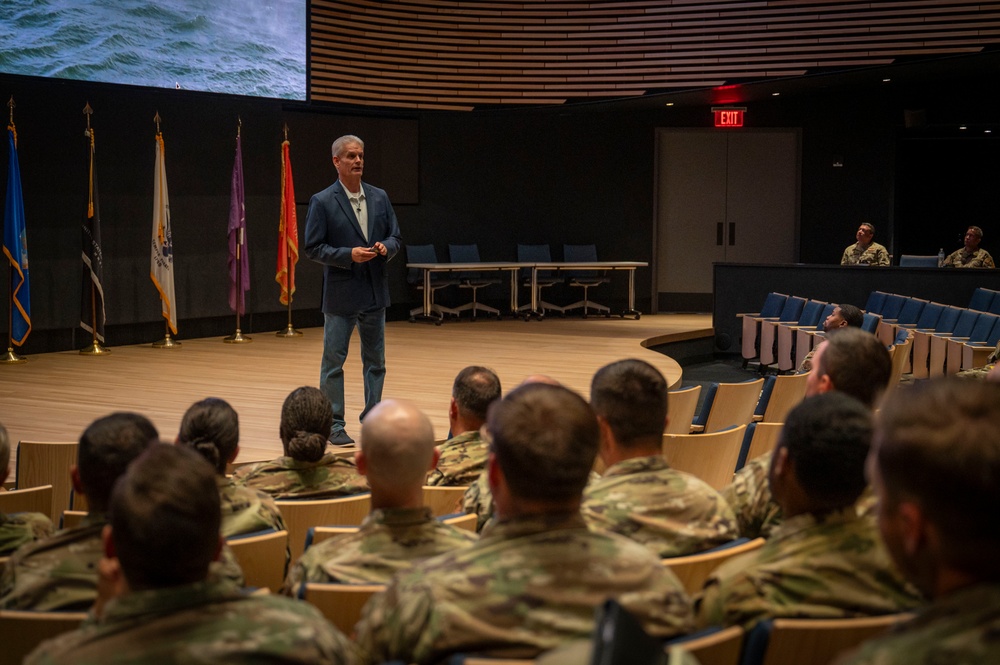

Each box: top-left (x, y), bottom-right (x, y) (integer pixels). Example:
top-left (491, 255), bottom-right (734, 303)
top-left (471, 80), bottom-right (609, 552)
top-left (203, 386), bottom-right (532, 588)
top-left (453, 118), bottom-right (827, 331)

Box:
top-left (340, 181), bottom-right (368, 242)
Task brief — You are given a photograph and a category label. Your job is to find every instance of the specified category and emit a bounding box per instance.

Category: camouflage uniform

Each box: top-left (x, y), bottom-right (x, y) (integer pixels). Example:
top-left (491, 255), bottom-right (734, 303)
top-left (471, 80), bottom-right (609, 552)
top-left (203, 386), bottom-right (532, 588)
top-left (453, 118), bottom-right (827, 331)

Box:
top-left (461, 472), bottom-right (495, 533)
top-left (0, 510), bottom-right (53, 556)
top-left (354, 511), bottom-right (694, 664)
top-left (581, 456), bottom-right (739, 557)
top-left (0, 512), bottom-right (246, 610)
top-left (282, 506), bottom-right (476, 592)
top-left (841, 242), bottom-right (890, 266)
top-left (834, 583), bottom-right (1000, 665)
top-left (24, 578), bottom-right (355, 665)
top-left (695, 508), bottom-right (923, 629)
top-left (425, 430), bottom-right (488, 487)
top-left (218, 476), bottom-right (286, 538)
top-left (943, 247), bottom-right (995, 268)
top-left (233, 453), bottom-right (368, 499)
top-left (721, 452), bottom-right (782, 539)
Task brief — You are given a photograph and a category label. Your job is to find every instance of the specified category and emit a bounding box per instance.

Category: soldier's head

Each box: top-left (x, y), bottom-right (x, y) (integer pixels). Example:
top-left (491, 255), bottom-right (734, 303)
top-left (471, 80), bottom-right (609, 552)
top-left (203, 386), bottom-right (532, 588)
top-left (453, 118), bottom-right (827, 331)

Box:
top-left (0, 422), bottom-right (10, 486)
top-left (107, 443), bottom-right (221, 590)
top-left (280, 386), bottom-right (333, 463)
top-left (871, 379), bottom-right (1000, 597)
top-left (856, 222), bottom-right (876, 244)
top-left (769, 392), bottom-right (873, 517)
top-left (177, 398), bottom-right (239, 475)
top-left (358, 399), bottom-right (436, 504)
top-left (590, 359), bottom-right (668, 459)
top-left (486, 383), bottom-right (599, 518)
top-left (450, 366), bottom-right (502, 434)
top-left (74, 413), bottom-right (159, 513)
top-left (806, 328), bottom-right (891, 408)
top-left (823, 303), bottom-right (864, 332)
top-left (964, 225), bottom-right (984, 251)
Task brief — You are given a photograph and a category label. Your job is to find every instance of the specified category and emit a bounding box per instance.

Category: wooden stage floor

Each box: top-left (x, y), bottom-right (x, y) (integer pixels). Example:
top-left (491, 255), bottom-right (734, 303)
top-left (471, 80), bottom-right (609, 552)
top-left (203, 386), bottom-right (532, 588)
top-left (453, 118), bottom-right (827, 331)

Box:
top-left (1, 314), bottom-right (711, 470)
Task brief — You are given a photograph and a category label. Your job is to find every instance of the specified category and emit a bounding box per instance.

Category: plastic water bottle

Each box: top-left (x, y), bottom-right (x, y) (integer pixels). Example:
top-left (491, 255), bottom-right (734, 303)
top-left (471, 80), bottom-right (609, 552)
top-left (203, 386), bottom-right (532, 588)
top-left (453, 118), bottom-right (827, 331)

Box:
top-left (937, 248), bottom-right (945, 267)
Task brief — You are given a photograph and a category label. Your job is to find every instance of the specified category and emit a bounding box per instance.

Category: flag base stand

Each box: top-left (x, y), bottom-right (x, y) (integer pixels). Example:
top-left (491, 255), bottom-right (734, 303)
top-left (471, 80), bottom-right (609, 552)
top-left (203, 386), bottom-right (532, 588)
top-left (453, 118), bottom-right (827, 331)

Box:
top-left (152, 333), bottom-right (181, 348)
top-left (223, 329), bottom-right (252, 344)
top-left (2, 348), bottom-right (27, 364)
top-left (276, 324), bottom-right (303, 337)
top-left (80, 340), bottom-right (111, 356)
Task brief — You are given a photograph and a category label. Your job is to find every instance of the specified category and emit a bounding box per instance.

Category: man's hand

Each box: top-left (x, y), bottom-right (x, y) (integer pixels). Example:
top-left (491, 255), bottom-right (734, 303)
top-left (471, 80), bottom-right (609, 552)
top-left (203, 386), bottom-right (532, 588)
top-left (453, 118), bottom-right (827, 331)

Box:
top-left (351, 246), bottom-right (378, 262)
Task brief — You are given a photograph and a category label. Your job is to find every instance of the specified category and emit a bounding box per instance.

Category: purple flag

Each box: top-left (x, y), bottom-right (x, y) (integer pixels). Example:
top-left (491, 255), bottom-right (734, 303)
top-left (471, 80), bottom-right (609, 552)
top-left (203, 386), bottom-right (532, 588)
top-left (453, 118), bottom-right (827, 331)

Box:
top-left (227, 134), bottom-right (249, 314)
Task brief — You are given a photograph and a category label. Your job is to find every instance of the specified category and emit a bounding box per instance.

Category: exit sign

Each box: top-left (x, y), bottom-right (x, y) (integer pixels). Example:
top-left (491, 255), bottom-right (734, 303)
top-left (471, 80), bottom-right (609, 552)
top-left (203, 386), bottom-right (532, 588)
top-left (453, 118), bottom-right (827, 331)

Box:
top-left (713, 107), bottom-right (745, 128)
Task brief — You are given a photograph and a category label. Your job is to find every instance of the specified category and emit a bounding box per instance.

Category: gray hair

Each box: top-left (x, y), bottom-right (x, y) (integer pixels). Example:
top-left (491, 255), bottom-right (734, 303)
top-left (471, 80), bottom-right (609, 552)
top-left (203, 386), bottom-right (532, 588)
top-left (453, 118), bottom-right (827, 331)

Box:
top-left (968, 225), bottom-right (984, 239)
top-left (332, 134), bottom-right (364, 159)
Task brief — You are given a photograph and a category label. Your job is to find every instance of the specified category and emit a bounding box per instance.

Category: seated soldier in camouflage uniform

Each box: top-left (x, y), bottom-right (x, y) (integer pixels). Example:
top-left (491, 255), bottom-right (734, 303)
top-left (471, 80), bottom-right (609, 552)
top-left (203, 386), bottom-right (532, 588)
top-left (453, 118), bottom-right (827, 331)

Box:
top-left (355, 383), bottom-right (694, 665)
top-left (282, 399), bottom-right (476, 591)
top-left (724, 327), bottom-right (891, 539)
top-left (841, 222), bottom-right (890, 266)
top-left (25, 443), bottom-right (354, 665)
top-left (696, 392), bottom-right (922, 629)
top-left (836, 379), bottom-right (1000, 665)
top-left (942, 225), bottom-right (995, 268)
top-left (582, 359), bottom-right (738, 557)
top-left (0, 422), bottom-right (53, 556)
top-left (177, 397), bottom-right (285, 538)
top-left (234, 386), bottom-right (368, 499)
top-left (798, 303), bottom-right (864, 373)
top-left (425, 366), bottom-right (501, 487)
top-left (0, 413), bottom-right (157, 610)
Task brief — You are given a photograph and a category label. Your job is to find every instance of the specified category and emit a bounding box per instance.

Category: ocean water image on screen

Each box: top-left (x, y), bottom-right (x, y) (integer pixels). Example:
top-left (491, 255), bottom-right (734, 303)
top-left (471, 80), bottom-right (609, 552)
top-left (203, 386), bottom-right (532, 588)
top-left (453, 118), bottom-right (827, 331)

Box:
top-left (0, 0), bottom-right (306, 100)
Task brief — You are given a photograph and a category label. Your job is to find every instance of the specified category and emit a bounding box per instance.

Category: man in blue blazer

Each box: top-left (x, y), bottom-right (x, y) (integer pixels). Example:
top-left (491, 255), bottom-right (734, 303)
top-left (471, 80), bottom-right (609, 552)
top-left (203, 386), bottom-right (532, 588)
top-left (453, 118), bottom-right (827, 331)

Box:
top-left (304, 135), bottom-right (401, 445)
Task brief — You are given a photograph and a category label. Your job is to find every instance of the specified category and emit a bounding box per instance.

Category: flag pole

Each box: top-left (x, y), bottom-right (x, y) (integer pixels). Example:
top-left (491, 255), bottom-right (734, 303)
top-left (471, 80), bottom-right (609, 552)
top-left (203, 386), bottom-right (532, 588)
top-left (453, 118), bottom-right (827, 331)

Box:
top-left (225, 117), bottom-right (250, 343)
top-left (151, 112), bottom-right (180, 348)
top-left (80, 103), bottom-right (109, 356)
top-left (3, 97), bottom-right (26, 364)
top-left (277, 124), bottom-right (301, 337)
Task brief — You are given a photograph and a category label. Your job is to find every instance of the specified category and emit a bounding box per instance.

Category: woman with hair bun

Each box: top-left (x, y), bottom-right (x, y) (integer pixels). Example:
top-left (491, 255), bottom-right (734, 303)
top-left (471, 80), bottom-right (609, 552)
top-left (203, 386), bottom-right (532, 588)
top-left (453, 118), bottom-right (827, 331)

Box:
top-left (234, 387), bottom-right (368, 499)
top-left (177, 397), bottom-right (286, 537)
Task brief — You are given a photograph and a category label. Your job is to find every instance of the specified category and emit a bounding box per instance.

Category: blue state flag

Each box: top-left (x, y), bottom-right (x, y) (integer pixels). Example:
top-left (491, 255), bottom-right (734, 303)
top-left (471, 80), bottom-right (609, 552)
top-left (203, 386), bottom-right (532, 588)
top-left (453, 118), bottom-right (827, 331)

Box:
top-left (3, 126), bottom-right (31, 346)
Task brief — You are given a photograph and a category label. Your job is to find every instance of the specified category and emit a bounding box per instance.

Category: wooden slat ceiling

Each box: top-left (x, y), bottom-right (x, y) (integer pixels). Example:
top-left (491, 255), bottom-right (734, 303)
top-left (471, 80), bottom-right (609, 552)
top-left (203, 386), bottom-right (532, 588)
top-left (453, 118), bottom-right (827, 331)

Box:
top-left (309, 1), bottom-right (1000, 110)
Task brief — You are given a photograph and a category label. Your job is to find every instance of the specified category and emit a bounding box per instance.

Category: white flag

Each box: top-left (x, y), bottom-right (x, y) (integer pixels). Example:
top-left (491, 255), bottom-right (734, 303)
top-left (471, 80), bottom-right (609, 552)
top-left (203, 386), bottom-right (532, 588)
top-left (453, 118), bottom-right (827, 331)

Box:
top-left (151, 133), bottom-right (177, 334)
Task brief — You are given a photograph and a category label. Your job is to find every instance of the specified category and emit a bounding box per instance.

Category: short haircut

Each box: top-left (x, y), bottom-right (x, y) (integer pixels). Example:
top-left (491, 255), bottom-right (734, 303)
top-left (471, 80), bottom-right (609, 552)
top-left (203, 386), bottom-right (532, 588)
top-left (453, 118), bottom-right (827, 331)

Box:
top-left (838, 303), bottom-right (864, 328)
top-left (778, 392), bottom-right (873, 509)
top-left (78, 413), bottom-right (159, 512)
top-left (177, 398), bottom-right (239, 474)
top-left (817, 327), bottom-right (891, 408)
top-left (487, 383), bottom-right (598, 503)
top-left (968, 225), bottom-right (984, 239)
top-left (332, 134), bottom-right (364, 159)
top-left (860, 222), bottom-right (875, 234)
top-left (110, 443), bottom-right (221, 589)
top-left (452, 366), bottom-right (502, 424)
top-left (360, 400), bottom-right (436, 489)
top-left (875, 379), bottom-right (1000, 578)
top-left (280, 386), bottom-right (332, 463)
top-left (590, 358), bottom-right (667, 446)
top-left (0, 423), bottom-right (9, 474)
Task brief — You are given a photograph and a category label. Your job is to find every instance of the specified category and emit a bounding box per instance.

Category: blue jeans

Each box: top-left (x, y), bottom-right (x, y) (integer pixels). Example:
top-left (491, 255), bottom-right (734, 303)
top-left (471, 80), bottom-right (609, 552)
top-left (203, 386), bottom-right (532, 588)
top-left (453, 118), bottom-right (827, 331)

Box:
top-left (320, 308), bottom-right (386, 433)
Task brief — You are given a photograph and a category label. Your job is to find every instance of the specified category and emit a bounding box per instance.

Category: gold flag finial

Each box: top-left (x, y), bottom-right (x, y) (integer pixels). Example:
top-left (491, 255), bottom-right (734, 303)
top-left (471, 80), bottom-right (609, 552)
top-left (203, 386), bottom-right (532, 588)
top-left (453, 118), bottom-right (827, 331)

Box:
top-left (83, 102), bottom-right (93, 135)
top-left (154, 111), bottom-right (161, 133)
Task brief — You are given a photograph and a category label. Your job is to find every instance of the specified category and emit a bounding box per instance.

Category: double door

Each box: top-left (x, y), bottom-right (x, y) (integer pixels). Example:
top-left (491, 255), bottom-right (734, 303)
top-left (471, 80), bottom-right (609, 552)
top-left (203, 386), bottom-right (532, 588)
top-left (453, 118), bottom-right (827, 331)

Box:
top-left (655, 128), bottom-right (800, 311)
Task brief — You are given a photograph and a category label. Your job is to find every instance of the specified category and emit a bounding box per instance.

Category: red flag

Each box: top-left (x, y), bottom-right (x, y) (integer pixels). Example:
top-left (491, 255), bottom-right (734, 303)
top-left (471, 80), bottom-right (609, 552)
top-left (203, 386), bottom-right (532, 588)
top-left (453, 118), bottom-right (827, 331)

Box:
top-left (276, 139), bottom-right (298, 305)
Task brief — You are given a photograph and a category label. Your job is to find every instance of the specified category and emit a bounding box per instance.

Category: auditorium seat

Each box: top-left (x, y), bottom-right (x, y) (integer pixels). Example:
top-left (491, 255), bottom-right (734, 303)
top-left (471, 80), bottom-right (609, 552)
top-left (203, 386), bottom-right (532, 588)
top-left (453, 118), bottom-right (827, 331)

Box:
top-left (739, 293), bottom-right (788, 366)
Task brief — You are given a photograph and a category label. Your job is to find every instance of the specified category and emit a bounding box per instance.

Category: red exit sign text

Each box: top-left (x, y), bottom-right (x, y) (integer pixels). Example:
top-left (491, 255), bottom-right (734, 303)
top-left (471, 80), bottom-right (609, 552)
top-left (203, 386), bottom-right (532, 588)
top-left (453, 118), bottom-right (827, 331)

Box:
top-left (713, 108), bottom-right (745, 128)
